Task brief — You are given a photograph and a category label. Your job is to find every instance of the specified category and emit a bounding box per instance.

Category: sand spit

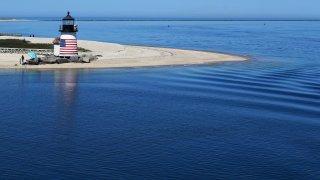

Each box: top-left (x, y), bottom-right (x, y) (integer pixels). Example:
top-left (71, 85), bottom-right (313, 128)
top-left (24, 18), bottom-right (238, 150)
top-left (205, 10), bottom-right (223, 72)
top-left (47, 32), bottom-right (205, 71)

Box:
top-left (0, 36), bottom-right (248, 69)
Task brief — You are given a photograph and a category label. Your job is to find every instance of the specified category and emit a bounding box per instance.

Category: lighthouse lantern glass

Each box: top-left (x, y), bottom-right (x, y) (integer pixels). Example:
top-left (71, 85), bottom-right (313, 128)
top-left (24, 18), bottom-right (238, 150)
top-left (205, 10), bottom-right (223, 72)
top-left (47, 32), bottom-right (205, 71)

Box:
top-left (63, 20), bottom-right (74, 25)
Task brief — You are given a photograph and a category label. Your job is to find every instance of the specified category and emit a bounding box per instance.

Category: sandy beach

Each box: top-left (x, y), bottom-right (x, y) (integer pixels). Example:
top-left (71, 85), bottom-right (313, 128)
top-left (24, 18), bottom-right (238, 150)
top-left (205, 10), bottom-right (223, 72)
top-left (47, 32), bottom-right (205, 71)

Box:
top-left (0, 36), bottom-right (248, 69)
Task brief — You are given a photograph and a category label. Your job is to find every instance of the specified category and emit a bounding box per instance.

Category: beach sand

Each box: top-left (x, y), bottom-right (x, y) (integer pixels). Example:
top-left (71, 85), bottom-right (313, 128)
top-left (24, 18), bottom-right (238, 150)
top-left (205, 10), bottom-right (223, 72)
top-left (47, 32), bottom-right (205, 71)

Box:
top-left (0, 36), bottom-right (248, 69)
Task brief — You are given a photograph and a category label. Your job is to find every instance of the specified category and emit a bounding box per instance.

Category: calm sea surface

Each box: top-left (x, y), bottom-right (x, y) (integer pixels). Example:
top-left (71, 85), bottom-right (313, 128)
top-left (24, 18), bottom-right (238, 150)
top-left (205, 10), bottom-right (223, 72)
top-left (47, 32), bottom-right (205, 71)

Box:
top-left (0, 20), bottom-right (320, 179)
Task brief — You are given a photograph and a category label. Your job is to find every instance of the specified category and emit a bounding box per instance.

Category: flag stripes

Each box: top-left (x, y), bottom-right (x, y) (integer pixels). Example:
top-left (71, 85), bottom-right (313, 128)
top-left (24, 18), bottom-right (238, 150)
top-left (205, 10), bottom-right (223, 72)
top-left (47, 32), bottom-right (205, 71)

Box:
top-left (60, 39), bottom-right (78, 55)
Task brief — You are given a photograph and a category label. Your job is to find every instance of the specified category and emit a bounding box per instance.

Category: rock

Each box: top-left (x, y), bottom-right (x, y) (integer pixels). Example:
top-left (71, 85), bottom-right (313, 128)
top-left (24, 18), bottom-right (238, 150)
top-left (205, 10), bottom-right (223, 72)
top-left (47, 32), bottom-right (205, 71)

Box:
top-left (82, 56), bottom-right (90, 63)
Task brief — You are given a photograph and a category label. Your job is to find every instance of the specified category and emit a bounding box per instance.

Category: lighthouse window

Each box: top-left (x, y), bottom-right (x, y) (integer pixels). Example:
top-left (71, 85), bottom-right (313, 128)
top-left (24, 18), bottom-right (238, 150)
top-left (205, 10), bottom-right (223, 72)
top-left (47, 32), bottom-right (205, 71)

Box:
top-left (63, 20), bottom-right (74, 25)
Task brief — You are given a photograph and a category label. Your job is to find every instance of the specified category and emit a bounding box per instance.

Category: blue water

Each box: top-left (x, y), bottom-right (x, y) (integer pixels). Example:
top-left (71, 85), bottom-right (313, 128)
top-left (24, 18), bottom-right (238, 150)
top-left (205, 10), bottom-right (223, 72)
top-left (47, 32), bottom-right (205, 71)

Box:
top-left (0, 21), bottom-right (320, 179)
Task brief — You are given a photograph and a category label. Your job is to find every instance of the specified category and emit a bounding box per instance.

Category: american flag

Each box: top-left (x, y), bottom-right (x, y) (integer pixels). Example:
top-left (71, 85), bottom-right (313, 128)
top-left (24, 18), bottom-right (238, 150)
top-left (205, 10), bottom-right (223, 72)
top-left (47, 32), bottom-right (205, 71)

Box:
top-left (60, 38), bottom-right (78, 56)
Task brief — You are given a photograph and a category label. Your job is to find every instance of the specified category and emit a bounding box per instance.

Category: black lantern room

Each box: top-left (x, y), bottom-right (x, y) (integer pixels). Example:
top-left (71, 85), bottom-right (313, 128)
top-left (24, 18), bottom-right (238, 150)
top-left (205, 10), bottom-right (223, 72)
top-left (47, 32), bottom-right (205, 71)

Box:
top-left (59, 12), bottom-right (78, 33)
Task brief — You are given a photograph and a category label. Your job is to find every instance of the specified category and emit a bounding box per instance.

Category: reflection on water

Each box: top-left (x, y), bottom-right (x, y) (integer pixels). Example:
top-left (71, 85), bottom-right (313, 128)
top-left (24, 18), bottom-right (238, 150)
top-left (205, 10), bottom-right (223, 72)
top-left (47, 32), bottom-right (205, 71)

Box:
top-left (17, 69), bottom-right (79, 115)
top-left (52, 70), bottom-right (79, 141)
top-left (54, 70), bottom-right (78, 108)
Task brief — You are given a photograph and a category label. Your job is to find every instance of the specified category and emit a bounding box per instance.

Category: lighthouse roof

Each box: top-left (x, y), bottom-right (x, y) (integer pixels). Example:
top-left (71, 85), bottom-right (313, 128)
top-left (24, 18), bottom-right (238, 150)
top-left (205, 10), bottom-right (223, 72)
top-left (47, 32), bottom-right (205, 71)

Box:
top-left (63, 12), bottom-right (75, 21)
top-left (53, 37), bottom-right (60, 44)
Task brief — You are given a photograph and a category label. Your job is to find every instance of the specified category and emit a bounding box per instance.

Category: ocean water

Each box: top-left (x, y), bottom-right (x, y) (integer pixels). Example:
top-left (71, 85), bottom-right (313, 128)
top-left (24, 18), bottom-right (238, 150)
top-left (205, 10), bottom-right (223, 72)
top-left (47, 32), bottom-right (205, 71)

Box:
top-left (0, 20), bottom-right (320, 179)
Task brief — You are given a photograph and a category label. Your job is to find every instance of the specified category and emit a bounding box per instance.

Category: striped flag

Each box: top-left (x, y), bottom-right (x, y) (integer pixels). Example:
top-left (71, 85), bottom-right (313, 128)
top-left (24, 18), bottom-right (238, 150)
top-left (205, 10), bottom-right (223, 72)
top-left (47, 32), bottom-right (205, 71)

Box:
top-left (60, 38), bottom-right (78, 56)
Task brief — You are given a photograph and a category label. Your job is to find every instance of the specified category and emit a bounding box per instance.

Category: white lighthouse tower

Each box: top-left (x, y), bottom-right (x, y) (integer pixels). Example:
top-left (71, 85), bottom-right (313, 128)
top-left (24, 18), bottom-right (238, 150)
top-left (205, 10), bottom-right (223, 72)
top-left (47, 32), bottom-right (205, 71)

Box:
top-left (58, 12), bottom-right (78, 57)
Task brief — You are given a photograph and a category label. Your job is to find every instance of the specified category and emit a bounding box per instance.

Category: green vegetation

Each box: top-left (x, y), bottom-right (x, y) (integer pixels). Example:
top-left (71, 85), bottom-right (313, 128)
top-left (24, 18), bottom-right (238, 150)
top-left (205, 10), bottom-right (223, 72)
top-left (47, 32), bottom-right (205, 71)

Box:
top-left (0, 18), bottom-right (15, 20)
top-left (78, 47), bottom-right (91, 52)
top-left (0, 33), bottom-right (22, 37)
top-left (0, 39), bottom-right (53, 49)
top-left (0, 39), bottom-right (91, 52)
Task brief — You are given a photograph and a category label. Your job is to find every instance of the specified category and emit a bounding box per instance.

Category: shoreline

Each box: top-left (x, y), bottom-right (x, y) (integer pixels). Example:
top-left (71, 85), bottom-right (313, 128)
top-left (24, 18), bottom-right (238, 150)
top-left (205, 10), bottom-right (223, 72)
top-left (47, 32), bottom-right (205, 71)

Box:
top-left (0, 20), bottom-right (38, 22)
top-left (0, 36), bottom-right (249, 69)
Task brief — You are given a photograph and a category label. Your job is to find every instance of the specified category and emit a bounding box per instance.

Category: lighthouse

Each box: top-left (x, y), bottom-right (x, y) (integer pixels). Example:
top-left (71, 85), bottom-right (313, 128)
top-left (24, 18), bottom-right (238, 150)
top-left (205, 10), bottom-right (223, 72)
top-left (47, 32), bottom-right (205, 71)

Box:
top-left (58, 12), bottom-right (78, 57)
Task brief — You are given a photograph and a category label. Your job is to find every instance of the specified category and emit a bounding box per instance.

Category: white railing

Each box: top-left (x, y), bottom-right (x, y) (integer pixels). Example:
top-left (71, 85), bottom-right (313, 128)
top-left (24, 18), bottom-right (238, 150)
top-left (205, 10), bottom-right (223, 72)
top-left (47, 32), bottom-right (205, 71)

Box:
top-left (0, 47), bottom-right (53, 55)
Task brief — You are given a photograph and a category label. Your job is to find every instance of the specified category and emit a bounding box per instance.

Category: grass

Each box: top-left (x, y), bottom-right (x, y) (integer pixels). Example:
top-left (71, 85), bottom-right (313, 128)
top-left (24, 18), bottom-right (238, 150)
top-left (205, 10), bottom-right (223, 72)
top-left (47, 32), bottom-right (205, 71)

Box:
top-left (0, 33), bottom-right (22, 37)
top-left (0, 39), bottom-right (53, 49)
top-left (78, 47), bottom-right (91, 52)
top-left (0, 39), bottom-right (91, 52)
top-left (0, 18), bottom-right (15, 20)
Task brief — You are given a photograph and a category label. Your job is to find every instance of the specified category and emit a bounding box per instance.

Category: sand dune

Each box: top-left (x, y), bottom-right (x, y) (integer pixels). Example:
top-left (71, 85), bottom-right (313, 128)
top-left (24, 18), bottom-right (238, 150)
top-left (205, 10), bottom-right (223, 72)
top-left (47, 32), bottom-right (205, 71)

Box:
top-left (0, 36), bottom-right (248, 69)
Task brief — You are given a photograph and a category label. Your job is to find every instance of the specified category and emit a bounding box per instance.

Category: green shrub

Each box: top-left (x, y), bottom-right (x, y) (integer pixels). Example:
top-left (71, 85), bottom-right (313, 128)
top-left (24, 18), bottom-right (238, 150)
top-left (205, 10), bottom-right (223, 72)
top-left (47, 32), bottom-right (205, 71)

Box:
top-left (0, 39), bottom-right (91, 52)
top-left (0, 39), bottom-right (53, 49)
